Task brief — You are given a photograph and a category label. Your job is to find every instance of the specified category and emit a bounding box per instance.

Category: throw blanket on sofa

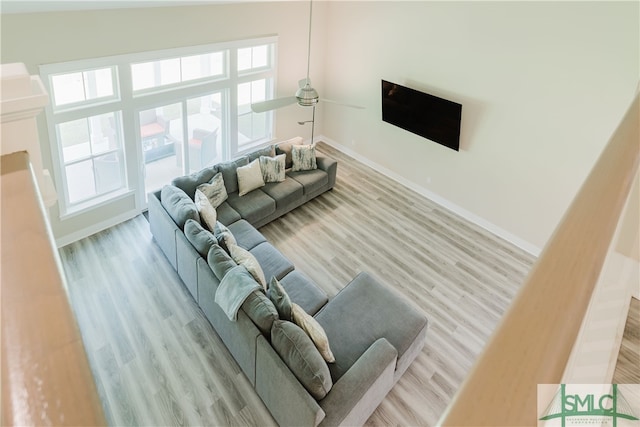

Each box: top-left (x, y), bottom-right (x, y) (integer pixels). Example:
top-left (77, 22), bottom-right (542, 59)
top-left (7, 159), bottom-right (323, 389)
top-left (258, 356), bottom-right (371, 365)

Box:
top-left (215, 265), bottom-right (261, 321)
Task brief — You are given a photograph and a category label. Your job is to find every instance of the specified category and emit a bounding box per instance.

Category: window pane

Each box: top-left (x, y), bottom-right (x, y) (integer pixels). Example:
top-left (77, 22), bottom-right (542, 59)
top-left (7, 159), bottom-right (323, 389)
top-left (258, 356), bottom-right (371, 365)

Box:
top-left (159, 58), bottom-right (180, 86)
top-left (238, 79), bottom-right (271, 147)
top-left (209, 52), bottom-right (224, 76)
top-left (181, 52), bottom-right (225, 81)
top-left (131, 62), bottom-right (155, 91)
top-left (94, 153), bottom-right (122, 194)
top-left (238, 48), bottom-right (251, 71)
top-left (66, 160), bottom-right (96, 203)
top-left (52, 72), bottom-right (85, 106)
top-left (89, 113), bottom-right (119, 155)
top-left (84, 68), bottom-right (114, 99)
top-left (58, 118), bottom-right (90, 162)
top-left (51, 68), bottom-right (115, 107)
top-left (132, 58), bottom-right (180, 91)
top-left (187, 93), bottom-right (222, 173)
top-left (139, 103), bottom-right (183, 193)
top-left (252, 45), bottom-right (268, 68)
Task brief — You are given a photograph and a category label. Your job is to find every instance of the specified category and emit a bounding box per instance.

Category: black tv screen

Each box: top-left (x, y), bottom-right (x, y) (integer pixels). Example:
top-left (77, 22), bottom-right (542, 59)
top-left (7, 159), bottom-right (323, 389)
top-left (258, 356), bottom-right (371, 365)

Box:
top-left (382, 80), bottom-right (462, 151)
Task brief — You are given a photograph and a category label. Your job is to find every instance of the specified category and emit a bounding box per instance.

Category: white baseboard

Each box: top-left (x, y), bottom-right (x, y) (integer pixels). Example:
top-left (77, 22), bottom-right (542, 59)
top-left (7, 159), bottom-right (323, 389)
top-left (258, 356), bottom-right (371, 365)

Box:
top-left (319, 135), bottom-right (542, 257)
top-left (55, 209), bottom-right (139, 248)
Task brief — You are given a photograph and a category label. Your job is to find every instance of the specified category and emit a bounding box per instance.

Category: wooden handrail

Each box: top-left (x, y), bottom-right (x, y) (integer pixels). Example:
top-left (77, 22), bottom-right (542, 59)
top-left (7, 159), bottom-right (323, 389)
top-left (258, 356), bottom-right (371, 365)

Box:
top-left (1, 152), bottom-right (105, 426)
top-left (439, 90), bottom-right (639, 426)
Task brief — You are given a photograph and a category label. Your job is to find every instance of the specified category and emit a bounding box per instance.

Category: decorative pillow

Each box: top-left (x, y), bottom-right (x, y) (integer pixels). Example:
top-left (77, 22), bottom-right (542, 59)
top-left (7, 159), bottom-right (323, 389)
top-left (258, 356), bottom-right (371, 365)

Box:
top-left (228, 243), bottom-right (266, 289)
top-left (259, 154), bottom-right (286, 183)
top-left (214, 222), bottom-right (237, 253)
top-left (268, 277), bottom-right (292, 321)
top-left (194, 189), bottom-right (217, 230)
top-left (242, 290), bottom-right (279, 335)
top-left (160, 185), bottom-right (200, 229)
top-left (217, 156), bottom-right (249, 194)
top-left (207, 244), bottom-right (237, 281)
top-left (197, 172), bottom-right (227, 208)
top-left (271, 320), bottom-right (333, 400)
top-left (247, 144), bottom-right (276, 162)
top-left (171, 167), bottom-right (217, 200)
top-left (275, 136), bottom-right (304, 169)
top-left (184, 219), bottom-right (217, 257)
top-left (291, 303), bottom-right (335, 363)
top-left (237, 159), bottom-right (265, 196)
top-left (291, 144), bottom-right (317, 172)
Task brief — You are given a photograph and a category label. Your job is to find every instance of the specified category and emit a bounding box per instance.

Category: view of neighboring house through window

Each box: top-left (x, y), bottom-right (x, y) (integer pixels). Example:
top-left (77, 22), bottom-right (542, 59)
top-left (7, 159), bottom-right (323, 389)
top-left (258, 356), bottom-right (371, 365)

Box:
top-left (41, 37), bottom-right (276, 217)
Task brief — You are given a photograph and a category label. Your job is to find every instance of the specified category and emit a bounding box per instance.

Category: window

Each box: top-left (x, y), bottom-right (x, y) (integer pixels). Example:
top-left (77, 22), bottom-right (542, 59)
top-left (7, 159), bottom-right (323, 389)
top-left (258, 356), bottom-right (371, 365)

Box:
top-left (131, 51), bottom-right (226, 92)
top-left (42, 37), bottom-right (277, 216)
top-left (50, 67), bottom-right (117, 109)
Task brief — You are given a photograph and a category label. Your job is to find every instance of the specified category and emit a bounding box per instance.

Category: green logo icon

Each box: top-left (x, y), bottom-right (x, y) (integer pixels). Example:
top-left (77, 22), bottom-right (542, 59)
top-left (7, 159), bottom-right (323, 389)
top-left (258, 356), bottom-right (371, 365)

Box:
top-left (539, 384), bottom-right (639, 427)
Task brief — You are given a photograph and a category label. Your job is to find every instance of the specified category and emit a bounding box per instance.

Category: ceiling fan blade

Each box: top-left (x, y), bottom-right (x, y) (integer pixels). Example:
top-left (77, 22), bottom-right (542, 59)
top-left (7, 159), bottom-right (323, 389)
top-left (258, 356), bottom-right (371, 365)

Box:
top-left (320, 98), bottom-right (365, 109)
top-left (251, 96), bottom-right (297, 113)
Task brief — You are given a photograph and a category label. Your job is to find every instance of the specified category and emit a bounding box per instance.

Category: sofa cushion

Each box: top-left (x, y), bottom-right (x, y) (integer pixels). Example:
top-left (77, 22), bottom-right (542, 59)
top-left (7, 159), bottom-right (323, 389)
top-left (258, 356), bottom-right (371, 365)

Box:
top-left (247, 144), bottom-right (276, 162)
top-left (196, 172), bottom-right (228, 208)
top-left (160, 185), bottom-right (200, 229)
top-left (226, 190), bottom-right (276, 224)
top-left (261, 179), bottom-right (304, 210)
top-left (171, 166), bottom-right (217, 200)
top-left (291, 144), bottom-right (317, 172)
top-left (218, 156), bottom-right (249, 194)
top-left (271, 320), bottom-right (333, 400)
top-left (249, 242), bottom-right (295, 283)
top-left (260, 154), bottom-right (286, 183)
top-left (314, 272), bottom-right (428, 382)
top-left (215, 202), bottom-right (242, 225)
top-left (237, 159), bottom-right (265, 196)
top-left (279, 270), bottom-right (328, 316)
top-left (228, 219), bottom-right (267, 251)
top-left (184, 219), bottom-right (217, 257)
top-left (207, 244), bottom-right (237, 281)
top-left (292, 303), bottom-right (335, 363)
top-left (267, 276), bottom-right (292, 321)
top-left (242, 290), bottom-right (279, 336)
top-left (287, 169), bottom-right (329, 195)
top-left (194, 189), bottom-right (217, 230)
top-left (275, 136), bottom-right (304, 169)
top-left (229, 243), bottom-right (267, 289)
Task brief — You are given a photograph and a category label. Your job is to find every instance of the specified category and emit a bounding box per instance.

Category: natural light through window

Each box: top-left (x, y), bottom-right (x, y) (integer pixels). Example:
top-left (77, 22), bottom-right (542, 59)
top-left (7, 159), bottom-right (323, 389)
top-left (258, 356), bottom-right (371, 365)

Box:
top-left (42, 37), bottom-right (276, 216)
top-left (51, 67), bottom-right (115, 107)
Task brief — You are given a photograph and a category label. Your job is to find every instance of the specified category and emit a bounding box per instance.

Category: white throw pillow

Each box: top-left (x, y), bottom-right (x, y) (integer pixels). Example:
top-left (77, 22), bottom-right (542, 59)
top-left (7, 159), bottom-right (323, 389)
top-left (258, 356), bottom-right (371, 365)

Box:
top-left (259, 154), bottom-right (286, 183)
top-left (291, 303), bottom-right (335, 363)
top-left (237, 159), bottom-right (265, 196)
top-left (194, 189), bottom-right (217, 230)
top-left (228, 243), bottom-right (267, 289)
top-left (291, 143), bottom-right (317, 172)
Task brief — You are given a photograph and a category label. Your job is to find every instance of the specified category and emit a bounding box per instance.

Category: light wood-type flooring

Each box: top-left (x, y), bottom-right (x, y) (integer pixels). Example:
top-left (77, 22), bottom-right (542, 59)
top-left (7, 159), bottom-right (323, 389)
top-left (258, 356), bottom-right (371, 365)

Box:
top-left (59, 142), bottom-right (537, 426)
top-left (613, 297), bottom-right (640, 384)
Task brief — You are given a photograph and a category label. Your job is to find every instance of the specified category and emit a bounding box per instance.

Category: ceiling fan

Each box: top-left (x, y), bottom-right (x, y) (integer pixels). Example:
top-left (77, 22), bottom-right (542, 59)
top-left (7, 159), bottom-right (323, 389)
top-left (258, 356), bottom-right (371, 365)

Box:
top-left (250, 0), bottom-right (363, 120)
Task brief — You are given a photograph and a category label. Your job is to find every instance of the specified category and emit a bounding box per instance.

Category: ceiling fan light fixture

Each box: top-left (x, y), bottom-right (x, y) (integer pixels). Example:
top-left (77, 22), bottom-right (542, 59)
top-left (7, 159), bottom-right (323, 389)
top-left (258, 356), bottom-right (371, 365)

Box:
top-left (295, 84), bottom-right (319, 106)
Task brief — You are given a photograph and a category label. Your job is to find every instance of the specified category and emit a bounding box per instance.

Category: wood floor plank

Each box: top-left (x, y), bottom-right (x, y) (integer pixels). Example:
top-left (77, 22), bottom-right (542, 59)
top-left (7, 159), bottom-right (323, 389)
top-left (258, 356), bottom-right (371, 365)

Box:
top-left (59, 142), bottom-right (536, 426)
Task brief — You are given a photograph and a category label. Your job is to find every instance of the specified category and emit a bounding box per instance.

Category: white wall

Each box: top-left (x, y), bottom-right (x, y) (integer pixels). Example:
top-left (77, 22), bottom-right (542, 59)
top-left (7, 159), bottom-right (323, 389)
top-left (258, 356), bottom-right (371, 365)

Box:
top-left (1, 1), bottom-right (326, 244)
top-left (320, 1), bottom-right (639, 252)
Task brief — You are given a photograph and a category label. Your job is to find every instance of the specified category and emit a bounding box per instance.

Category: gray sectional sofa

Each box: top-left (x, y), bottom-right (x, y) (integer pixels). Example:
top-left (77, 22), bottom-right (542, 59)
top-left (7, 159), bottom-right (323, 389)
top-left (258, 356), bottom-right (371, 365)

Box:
top-left (148, 141), bottom-right (428, 426)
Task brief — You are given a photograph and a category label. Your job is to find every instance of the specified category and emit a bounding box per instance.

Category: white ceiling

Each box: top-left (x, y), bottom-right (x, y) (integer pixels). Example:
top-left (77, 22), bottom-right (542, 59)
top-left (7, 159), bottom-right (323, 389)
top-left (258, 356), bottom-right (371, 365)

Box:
top-left (0, 0), bottom-right (251, 14)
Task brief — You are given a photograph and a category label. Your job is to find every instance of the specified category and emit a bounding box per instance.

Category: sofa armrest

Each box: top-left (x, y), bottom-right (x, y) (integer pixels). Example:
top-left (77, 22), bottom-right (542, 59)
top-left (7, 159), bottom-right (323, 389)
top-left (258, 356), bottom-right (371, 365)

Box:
top-left (316, 155), bottom-right (337, 188)
top-left (318, 338), bottom-right (397, 427)
top-left (148, 190), bottom-right (179, 269)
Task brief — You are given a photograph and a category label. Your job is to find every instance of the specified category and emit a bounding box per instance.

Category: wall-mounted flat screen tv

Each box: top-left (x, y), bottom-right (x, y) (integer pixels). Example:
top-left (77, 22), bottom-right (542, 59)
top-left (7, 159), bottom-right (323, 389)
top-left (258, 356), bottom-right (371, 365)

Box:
top-left (382, 80), bottom-right (462, 151)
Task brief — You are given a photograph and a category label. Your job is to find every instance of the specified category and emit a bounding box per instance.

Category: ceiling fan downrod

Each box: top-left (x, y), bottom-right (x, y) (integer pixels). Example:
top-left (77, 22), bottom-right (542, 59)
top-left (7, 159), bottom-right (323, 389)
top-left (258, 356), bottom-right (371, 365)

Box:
top-left (295, 0), bottom-right (319, 107)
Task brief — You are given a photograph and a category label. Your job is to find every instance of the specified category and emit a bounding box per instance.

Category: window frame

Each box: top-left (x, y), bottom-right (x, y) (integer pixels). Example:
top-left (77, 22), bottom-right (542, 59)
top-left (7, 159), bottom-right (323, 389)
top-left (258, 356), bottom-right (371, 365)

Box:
top-left (41, 36), bottom-right (278, 218)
